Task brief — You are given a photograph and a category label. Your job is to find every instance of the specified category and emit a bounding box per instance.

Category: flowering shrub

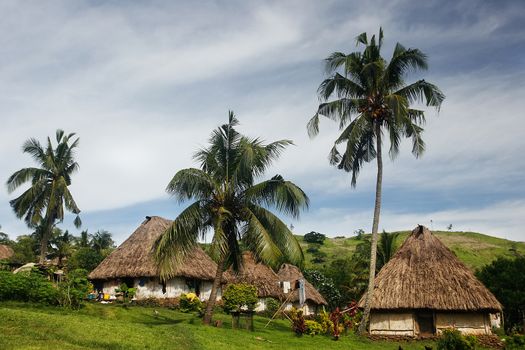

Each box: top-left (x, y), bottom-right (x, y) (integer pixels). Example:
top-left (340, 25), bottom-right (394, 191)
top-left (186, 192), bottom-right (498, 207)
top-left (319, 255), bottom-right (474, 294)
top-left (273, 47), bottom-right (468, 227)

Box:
top-left (179, 292), bottom-right (203, 313)
top-left (305, 320), bottom-right (324, 335)
top-left (289, 307), bottom-right (307, 336)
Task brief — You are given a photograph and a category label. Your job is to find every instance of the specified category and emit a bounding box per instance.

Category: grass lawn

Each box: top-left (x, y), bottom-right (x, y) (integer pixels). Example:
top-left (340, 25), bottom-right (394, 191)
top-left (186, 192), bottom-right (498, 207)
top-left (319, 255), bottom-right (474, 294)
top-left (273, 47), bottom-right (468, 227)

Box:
top-left (0, 302), bottom-right (442, 350)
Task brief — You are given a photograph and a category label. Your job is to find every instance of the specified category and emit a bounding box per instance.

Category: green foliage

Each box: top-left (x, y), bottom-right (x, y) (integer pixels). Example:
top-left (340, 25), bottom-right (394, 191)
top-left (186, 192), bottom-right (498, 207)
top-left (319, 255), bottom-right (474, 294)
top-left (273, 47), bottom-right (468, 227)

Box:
top-left (57, 269), bottom-right (92, 309)
top-left (304, 320), bottom-right (324, 336)
top-left (354, 229), bottom-right (365, 240)
top-left (289, 307), bottom-right (307, 336)
top-left (179, 292), bottom-right (203, 313)
top-left (437, 329), bottom-right (476, 350)
top-left (223, 283), bottom-right (258, 313)
top-left (68, 247), bottom-right (104, 272)
top-left (9, 235), bottom-right (38, 264)
top-left (504, 334), bottom-right (525, 350)
top-left (115, 283), bottom-right (137, 303)
top-left (377, 230), bottom-right (398, 270)
top-left (316, 309), bottom-right (334, 335)
top-left (477, 256), bottom-right (525, 332)
top-left (304, 232), bottom-right (326, 245)
top-left (0, 270), bottom-right (58, 304)
top-left (263, 298), bottom-right (280, 316)
top-left (303, 269), bottom-right (341, 308)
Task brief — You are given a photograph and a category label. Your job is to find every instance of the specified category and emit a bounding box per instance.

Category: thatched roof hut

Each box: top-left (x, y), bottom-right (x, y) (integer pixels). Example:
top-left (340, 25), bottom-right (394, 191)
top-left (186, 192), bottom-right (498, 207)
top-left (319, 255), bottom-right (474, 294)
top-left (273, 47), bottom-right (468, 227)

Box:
top-left (224, 252), bottom-right (283, 299)
top-left (0, 244), bottom-right (14, 260)
top-left (359, 225), bottom-right (501, 336)
top-left (278, 263), bottom-right (327, 306)
top-left (88, 216), bottom-right (216, 281)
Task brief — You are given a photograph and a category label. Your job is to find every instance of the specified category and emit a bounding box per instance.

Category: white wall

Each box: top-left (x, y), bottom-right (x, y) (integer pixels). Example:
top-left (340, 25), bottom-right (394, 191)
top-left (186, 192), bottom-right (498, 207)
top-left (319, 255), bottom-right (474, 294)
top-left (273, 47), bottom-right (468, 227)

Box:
top-left (370, 312), bottom-right (415, 336)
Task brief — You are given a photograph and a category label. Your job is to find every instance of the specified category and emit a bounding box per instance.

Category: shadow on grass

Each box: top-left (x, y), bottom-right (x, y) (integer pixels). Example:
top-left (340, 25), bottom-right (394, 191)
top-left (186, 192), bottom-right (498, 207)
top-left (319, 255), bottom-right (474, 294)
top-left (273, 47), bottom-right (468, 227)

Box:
top-left (132, 313), bottom-right (188, 326)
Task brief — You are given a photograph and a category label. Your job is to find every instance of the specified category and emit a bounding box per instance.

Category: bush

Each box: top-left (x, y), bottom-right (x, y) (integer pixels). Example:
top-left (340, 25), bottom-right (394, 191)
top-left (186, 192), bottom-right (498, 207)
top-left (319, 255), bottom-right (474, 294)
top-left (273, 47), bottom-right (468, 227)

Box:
top-left (0, 270), bottom-right (58, 304)
top-left (437, 329), bottom-right (476, 350)
top-left (222, 283), bottom-right (258, 313)
top-left (305, 320), bottom-right (324, 336)
top-left (179, 293), bottom-right (203, 313)
top-left (57, 269), bottom-right (92, 309)
top-left (504, 334), bottom-right (525, 350)
top-left (304, 232), bottom-right (326, 245)
top-left (316, 309), bottom-right (334, 335)
top-left (289, 307), bottom-right (307, 336)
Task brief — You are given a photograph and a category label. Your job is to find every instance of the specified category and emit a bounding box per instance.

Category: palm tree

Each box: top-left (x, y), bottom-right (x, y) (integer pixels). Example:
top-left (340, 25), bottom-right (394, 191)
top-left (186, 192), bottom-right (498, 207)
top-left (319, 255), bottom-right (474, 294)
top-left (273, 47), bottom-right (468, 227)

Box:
top-left (155, 111), bottom-right (309, 325)
top-left (377, 230), bottom-right (398, 270)
top-left (49, 228), bottom-right (74, 267)
top-left (6, 130), bottom-right (82, 263)
top-left (307, 28), bottom-right (444, 333)
top-left (91, 230), bottom-right (114, 253)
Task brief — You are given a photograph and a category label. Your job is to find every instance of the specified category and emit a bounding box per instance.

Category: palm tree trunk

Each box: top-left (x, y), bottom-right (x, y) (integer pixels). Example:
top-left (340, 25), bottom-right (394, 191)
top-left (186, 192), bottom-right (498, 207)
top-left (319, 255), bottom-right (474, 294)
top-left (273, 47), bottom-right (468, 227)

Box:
top-left (358, 121), bottom-right (383, 335)
top-left (38, 222), bottom-right (53, 264)
top-left (203, 256), bottom-right (225, 325)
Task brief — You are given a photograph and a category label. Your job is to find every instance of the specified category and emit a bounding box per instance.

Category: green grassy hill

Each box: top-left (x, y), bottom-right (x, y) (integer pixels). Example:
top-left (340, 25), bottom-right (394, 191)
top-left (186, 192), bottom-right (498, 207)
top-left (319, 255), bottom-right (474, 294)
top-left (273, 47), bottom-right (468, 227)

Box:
top-left (298, 230), bottom-right (525, 271)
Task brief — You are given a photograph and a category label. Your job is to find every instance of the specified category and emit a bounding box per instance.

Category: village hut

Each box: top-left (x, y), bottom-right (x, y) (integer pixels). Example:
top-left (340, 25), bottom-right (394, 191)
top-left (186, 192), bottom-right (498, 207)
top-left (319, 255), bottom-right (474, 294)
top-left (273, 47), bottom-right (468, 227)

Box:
top-left (359, 225), bottom-right (502, 337)
top-left (0, 244), bottom-right (14, 260)
top-left (224, 252), bottom-right (283, 311)
top-left (278, 263), bottom-right (327, 315)
top-left (88, 216), bottom-right (218, 300)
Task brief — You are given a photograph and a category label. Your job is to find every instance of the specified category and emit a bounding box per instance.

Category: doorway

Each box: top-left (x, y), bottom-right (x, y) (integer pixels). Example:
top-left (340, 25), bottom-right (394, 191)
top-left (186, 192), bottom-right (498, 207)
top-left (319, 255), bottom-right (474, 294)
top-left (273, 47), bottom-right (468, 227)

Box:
top-left (416, 312), bottom-right (435, 336)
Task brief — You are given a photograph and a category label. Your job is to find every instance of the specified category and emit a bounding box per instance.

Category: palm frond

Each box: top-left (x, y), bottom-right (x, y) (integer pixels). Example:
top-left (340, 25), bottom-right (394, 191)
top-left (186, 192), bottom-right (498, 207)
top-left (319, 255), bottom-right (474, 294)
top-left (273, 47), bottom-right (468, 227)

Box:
top-left (166, 168), bottom-right (217, 202)
top-left (395, 80), bottom-right (445, 110)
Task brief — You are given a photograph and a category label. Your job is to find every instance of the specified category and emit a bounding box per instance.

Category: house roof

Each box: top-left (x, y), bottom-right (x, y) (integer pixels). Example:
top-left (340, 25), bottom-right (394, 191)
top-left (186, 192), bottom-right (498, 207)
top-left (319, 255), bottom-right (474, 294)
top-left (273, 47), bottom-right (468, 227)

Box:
top-left (358, 225), bottom-right (502, 312)
top-left (88, 216), bottom-right (217, 281)
top-left (0, 244), bottom-right (14, 260)
top-left (278, 263), bottom-right (327, 306)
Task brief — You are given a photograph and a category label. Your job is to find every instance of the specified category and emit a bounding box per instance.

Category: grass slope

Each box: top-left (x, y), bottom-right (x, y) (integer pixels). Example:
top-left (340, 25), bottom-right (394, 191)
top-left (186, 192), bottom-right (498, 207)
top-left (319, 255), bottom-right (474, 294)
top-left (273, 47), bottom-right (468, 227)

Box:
top-left (0, 302), bottom-right (441, 350)
top-left (299, 230), bottom-right (525, 271)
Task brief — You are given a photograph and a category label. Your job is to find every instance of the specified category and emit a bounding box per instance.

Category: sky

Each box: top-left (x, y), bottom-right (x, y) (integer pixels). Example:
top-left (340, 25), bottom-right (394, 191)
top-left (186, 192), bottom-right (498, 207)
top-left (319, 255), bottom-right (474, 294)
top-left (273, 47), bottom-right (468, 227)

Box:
top-left (1, 0), bottom-right (524, 244)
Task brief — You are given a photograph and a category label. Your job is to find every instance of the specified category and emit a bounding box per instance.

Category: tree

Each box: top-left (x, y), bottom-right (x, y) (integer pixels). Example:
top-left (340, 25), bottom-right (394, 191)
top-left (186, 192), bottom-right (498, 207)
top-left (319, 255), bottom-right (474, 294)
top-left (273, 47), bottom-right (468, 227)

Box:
top-left (49, 228), bottom-right (74, 267)
top-left (307, 28), bottom-right (444, 333)
top-left (6, 130), bottom-right (82, 263)
top-left (477, 257), bottom-right (525, 332)
top-left (0, 226), bottom-right (12, 245)
top-left (303, 231), bottom-right (326, 245)
top-left (10, 235), bottom-right (38, 264)
top-left (90, 230), bottom-right (115, 253)
top-left (76, 230), bottom-right (91, 248)
top-left (154, 112), bottom-right (309, 325)
top-left (377, 230), bottom-right (398, 270)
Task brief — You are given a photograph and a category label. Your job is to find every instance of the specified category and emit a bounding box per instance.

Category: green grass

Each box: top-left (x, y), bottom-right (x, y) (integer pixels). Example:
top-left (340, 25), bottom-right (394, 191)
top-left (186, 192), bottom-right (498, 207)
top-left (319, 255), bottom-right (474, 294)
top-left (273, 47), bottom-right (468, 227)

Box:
top-left (299, 230), bottom-right (525, 271)
top-left (0, 302), bottom-right (442, 350)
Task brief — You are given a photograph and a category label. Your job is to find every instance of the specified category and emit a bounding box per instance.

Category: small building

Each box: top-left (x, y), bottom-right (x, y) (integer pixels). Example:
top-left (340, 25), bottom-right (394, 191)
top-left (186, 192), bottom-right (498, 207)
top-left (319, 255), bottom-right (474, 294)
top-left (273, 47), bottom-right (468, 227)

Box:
top-left (88, 216), bottom-right (218, 300)
top-left (224, 252), bottom-right (283, 312)
top-left (359, 225), bottom-right (502, 337)
top-left (278, 263), bottom-right (327, 315)
top-left (0, 244), bottom-right (14, 260)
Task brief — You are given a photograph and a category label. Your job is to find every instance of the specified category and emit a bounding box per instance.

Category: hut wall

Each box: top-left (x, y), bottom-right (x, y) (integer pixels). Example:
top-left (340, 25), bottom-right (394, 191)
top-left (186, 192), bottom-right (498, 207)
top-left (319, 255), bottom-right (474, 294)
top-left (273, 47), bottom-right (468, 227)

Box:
top-left (369, 312), bottom-right (415, 336)
top-left (199, 281), bottom-right (221, 301)
top-left (435, 312), bottom-right (491, 335)
top-left (102, 280), bottom-right (121, 295)
top-left (283, 301), bottom-right (318, 316)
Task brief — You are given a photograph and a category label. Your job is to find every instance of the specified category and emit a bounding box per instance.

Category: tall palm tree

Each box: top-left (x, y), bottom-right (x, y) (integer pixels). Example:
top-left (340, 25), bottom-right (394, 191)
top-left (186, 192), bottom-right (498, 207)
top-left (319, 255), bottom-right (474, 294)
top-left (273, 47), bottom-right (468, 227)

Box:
top-left (91, 230), bottom-right (115, 253)
top-left (377, 230), bottom-right (399, 271)
top-left (155, 111), bottom-right (309, 325)
top-left (49, 228), bottom-right (74, 267)
top-left (307, 28), bottom-right (444, 333)
top-left (6, 130), bottom-right (81, 263)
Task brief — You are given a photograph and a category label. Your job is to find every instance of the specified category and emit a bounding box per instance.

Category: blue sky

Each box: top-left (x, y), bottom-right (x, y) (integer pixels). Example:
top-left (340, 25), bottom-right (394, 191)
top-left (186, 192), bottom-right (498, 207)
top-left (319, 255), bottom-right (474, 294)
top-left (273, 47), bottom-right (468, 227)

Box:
top-left (0, 0), bottom-right (524, 244)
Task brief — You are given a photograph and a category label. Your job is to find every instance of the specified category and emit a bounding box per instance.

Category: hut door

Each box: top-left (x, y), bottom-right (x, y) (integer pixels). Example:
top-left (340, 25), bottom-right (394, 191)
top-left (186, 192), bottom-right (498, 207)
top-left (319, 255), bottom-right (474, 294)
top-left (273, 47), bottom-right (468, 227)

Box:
top-left (416, 312), bottom-right (435, 336)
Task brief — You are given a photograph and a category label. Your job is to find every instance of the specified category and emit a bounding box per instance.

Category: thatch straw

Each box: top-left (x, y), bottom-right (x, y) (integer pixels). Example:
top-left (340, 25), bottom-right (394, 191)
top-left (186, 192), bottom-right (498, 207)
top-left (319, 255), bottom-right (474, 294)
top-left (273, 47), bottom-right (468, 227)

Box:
top-left (358, 225), bottom-right (502, 312)
top-left (224, 252), bottom-right (283, 299)
top-left (278, 263), bottom-right (327, 305)
top-left (0, 244), bottom-right (14, 260)
top-left (88, 216), bottom-right (217, 281)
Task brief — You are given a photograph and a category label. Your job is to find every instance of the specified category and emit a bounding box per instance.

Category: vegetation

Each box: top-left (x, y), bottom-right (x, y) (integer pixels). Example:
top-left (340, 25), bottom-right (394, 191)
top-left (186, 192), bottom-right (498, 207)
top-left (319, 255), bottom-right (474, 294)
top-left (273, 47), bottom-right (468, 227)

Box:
top-left (0, 302), bottom-right (445, 350)
top-left (6, 130), bottom-right (82, 263)
top-left (222, 283), bottom-right (258, 313)
top-left (154, 112), bottom-right (309, 325)
top-left (307, 28), bottom-right (444, 332)
top-left (437, 329), bottom-right (477, 350)
top-left (179, 293), bottom-right (204, 313)
top-left (477, 256), bottom-right (525, 332)
top-left (303, 232), bottom-right (326, 245)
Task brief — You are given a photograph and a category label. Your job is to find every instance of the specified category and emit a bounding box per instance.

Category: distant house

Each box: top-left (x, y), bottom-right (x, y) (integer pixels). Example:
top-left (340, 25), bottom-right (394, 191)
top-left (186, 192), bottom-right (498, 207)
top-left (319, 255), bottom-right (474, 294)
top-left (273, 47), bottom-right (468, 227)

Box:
top-left (0, 244), bottom-right (14, 260)
top-left (278, 263), bottom-right (327, 315)
top-left (358, 225), bottom-right (502, 337)
top-left (88, 216), bottom-right (218, 300)
top-left (224, 252), bottom-right (283, 311)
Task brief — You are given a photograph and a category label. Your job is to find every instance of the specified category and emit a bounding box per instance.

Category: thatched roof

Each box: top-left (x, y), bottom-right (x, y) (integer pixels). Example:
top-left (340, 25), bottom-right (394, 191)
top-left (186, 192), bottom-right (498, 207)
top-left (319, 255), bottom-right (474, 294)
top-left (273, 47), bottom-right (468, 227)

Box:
top-left (278, 263), bottom-right (327, 306)
top-left (224, 252), bottom-right (283, 299)
top-left (88, 216), bottom-right (217, 281)
top-left (0, 244), bottom-right (14, 260)
top-left (359, 225), bottom-right (502, 312)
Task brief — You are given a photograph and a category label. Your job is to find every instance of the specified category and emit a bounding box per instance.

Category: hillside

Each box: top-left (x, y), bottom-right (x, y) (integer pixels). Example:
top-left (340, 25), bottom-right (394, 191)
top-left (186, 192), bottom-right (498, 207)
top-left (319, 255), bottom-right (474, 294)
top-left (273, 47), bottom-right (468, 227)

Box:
top-left (298, 230), bottom-right (525, 271)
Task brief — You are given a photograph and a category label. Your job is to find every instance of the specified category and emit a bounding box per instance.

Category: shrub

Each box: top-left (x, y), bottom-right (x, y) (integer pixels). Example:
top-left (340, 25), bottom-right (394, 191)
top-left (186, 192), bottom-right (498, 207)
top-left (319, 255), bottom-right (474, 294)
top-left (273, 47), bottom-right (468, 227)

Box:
top-left (57, 269), bottom-right (92, 309)
top-left (289, 307), bottom-right (307, 336)
top-left (437, 329), bottom-right (476, 350)
top-left (316, 309), bottom-right (334, 334)
top-left (504, 334), bottom-right (525, 350)
top-left (0, 270), bottom-right (58, 304)
top-left (222, 283), bottom-right (258, 313)
top-left (305, 320), bottom-right (324, 336)
top-left (179, 293), bottom-right (203, 313)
